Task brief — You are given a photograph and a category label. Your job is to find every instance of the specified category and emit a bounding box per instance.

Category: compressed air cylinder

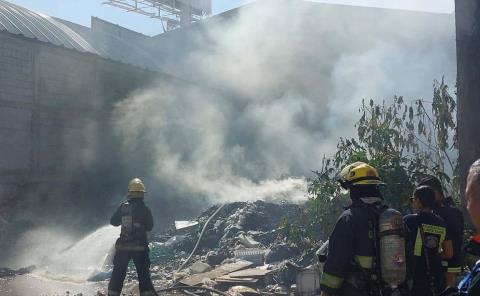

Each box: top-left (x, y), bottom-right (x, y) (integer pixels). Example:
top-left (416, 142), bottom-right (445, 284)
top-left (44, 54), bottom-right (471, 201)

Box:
top-left (120, 202), bottom-right (134, 240)
top-left (379, 208), bottom-right (406, 288)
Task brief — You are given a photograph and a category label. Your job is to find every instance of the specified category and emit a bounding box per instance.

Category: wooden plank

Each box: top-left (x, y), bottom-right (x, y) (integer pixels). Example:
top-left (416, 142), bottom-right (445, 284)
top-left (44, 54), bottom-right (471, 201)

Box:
top-left (215, 275), bottom-right (258, 284)
top-left (180, 260), bottom-right (253, 286)
top-left (228, 268), bottom-right (273, 278)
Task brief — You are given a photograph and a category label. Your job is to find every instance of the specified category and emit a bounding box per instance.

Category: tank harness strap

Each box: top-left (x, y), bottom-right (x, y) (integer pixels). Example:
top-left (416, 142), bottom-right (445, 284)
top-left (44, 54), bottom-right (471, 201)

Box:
top-left (368, 206), bottom-right (381, 275)
top-left (418, 225), bottom-right (437, 296)
top-left (348, 203), bottom-right (389, 295)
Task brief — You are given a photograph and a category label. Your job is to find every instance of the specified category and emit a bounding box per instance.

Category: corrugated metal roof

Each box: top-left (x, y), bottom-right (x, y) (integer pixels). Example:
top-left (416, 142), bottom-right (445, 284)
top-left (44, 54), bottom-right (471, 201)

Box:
top-left (0, 0), bottom-right (166, 72)
top-left (56, 18), bottom-right (165, 70)
top-left (0, 0), bottom-right (97, 53)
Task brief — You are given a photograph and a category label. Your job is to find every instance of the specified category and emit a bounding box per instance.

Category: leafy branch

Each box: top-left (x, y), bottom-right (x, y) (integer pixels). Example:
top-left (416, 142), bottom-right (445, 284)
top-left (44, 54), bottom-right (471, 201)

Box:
top-left (284, 79), bottom-right (458, 243)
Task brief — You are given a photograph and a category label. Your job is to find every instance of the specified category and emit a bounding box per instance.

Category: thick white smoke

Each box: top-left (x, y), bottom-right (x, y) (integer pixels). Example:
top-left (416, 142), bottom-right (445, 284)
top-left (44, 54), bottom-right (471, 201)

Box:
top-left (113, 1), bottom-right (456, 203)
top-left (112, 83), bottom-right (308, 203)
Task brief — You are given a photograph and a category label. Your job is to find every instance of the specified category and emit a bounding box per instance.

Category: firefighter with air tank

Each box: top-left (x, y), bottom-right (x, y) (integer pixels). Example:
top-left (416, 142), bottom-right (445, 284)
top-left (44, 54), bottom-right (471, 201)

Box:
top-left (404, 185), bottom-right (453, 296)
top-left (320, 162), bottom-right (407, 296)
top-left (418, 175), bottom-right (464, 289)
top-left (108, 178), bottom-right (156, 296)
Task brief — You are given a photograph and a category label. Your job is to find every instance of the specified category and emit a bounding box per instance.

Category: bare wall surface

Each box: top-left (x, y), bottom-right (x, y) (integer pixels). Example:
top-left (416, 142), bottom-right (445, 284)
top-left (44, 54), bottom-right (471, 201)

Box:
top-left (0, 35), bottom-right (34, 176)
top-left (0, 32), bottom-right (186, 265)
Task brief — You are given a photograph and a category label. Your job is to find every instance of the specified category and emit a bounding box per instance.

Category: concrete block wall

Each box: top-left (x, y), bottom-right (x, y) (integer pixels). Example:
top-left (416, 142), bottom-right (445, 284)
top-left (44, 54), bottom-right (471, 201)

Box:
top-left (35, 46), bottom-right (97, 175)
top-left (37, 48), bottom-right (96, 109)
top-left (0, 32), bottom-right (161, 235)
top-left (0, 34), bottom-right (36, 251)
top-left (0, 35), bottom-right (34, 186)
top-left (0, 36), bottom-right (34, 104)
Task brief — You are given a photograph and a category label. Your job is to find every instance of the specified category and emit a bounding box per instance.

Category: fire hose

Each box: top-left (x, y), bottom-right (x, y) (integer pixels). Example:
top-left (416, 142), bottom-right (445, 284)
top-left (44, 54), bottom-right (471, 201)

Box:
top-left (152, 204), bottom-right (229, 295)
top-left (175, 204), bottom-right (226, 273)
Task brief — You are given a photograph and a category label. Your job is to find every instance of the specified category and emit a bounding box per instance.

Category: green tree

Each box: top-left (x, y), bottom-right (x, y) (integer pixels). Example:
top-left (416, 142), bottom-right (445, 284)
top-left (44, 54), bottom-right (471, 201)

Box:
top-left (302, 79), bottom-right (458, 242)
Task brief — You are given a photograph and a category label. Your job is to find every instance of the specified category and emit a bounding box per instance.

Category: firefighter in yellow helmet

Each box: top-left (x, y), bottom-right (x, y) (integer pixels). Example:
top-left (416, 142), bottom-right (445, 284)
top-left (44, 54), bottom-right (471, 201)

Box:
top-left (320, 162), bottom-right (386, 296)
top-left (108, 178), bottom-right (156, 296)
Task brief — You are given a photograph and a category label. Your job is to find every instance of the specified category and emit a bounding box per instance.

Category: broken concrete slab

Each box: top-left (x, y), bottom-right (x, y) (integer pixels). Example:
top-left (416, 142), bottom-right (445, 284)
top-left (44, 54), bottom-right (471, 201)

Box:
top-left (264, 243), bottom-right (300, 263)
top-left (206, 250), bottom-right (228, 266)
top-left (216, 275), bottom-right (259, 284)
top-left (175, 220), bottom-right (199, 231)
top-left (228, 268), bottom-right (273, 278)
top-left (180, 260), bottom-right (253, 286)
top-left (189, 261), bottom-right (212, 274)
top-left (237, 234), bottom-right (261, 248)
top-left (175, 221), bottom-right (199, 235)
top-left (228, 285), bottom-right (261, 296)
top-left (164, 235), bottom-right (187, 248)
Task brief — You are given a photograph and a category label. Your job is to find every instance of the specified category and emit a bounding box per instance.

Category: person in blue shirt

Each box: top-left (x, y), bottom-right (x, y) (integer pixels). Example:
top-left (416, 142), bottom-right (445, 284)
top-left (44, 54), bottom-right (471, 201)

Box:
top-left (404, 186), bottom-right (453, 296)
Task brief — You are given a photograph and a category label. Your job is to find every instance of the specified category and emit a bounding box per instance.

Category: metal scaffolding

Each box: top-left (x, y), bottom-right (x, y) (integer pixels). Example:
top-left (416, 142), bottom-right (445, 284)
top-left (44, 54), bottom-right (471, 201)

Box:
top-left (102, 0), bottom-right (212, 31)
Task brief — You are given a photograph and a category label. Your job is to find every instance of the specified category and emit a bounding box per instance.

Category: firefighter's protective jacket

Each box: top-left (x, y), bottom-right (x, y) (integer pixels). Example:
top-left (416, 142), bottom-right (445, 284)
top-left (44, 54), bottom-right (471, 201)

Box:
top-left (434, 204), bottom-right (464, 273)
top-left (110, 198), bottom-right (153, 251)
top-left (403, 211), bottom-right (448, 294)
top-left (320, 198), bottom-right (382, 295)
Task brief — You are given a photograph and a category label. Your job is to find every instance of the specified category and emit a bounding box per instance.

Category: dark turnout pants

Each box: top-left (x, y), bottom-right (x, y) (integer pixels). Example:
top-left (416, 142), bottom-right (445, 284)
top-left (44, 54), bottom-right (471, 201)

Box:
top-left (338, 281), bottom-right (370, 296)
top-left (410, 274), bottom-right (446, 296)
top-left (108, 248), bottom-right (155, 296)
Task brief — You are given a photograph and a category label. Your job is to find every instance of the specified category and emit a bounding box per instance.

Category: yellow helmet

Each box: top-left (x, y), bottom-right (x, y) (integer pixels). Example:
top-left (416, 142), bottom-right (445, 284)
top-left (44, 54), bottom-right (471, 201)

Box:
top-left (338, 162), bottom-right (384, 189)
top-left (128, 178), bottom-right (146, 198)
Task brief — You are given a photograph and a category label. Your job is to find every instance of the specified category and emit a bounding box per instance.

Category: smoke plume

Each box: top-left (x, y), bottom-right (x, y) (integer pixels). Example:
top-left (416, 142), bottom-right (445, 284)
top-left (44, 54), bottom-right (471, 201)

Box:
top-left (112, 0), bottom-right (456, 203)
top-left (0, 0), bottom-right (456, 272)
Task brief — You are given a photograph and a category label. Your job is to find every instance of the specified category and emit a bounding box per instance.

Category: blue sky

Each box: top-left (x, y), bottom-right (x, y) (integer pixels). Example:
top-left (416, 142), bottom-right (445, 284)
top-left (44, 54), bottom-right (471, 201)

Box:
top-left (7, 0), bottom-right (454, 36)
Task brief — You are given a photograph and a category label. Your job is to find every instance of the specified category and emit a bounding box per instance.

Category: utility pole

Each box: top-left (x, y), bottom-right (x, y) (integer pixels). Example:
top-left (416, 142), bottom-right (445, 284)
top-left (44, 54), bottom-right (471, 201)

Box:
top-left (456, 0), bottom-right (480, 201)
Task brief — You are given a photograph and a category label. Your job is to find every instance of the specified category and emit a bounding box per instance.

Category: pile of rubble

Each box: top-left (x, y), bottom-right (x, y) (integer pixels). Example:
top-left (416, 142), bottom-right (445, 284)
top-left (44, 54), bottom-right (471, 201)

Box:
top-left (0, 200), bottom-right (323, 296)
top-left (143, 200), bottom-right (323, 295)
top-left (0, 266), bottom-right (34, 278)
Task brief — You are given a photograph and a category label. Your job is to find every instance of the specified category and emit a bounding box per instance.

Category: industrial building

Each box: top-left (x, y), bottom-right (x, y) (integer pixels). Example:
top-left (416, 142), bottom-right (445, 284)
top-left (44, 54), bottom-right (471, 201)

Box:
top-left (0, 0), bottom-right (456, 259)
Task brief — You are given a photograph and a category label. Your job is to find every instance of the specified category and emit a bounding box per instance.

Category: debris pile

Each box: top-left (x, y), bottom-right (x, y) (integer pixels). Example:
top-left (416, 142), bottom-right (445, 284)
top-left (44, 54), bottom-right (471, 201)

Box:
top-left (0, 200), bottom-right (323, 295)
top-left (143, 200), bottom-right (323, 295)
top-left (0, 266), bottom-right (34, 278)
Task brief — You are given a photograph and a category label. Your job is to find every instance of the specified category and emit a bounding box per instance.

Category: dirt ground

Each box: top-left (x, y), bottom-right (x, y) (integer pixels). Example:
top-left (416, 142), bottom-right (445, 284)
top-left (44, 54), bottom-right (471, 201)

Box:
top-left (0, 274), bottom-right (117, 296)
